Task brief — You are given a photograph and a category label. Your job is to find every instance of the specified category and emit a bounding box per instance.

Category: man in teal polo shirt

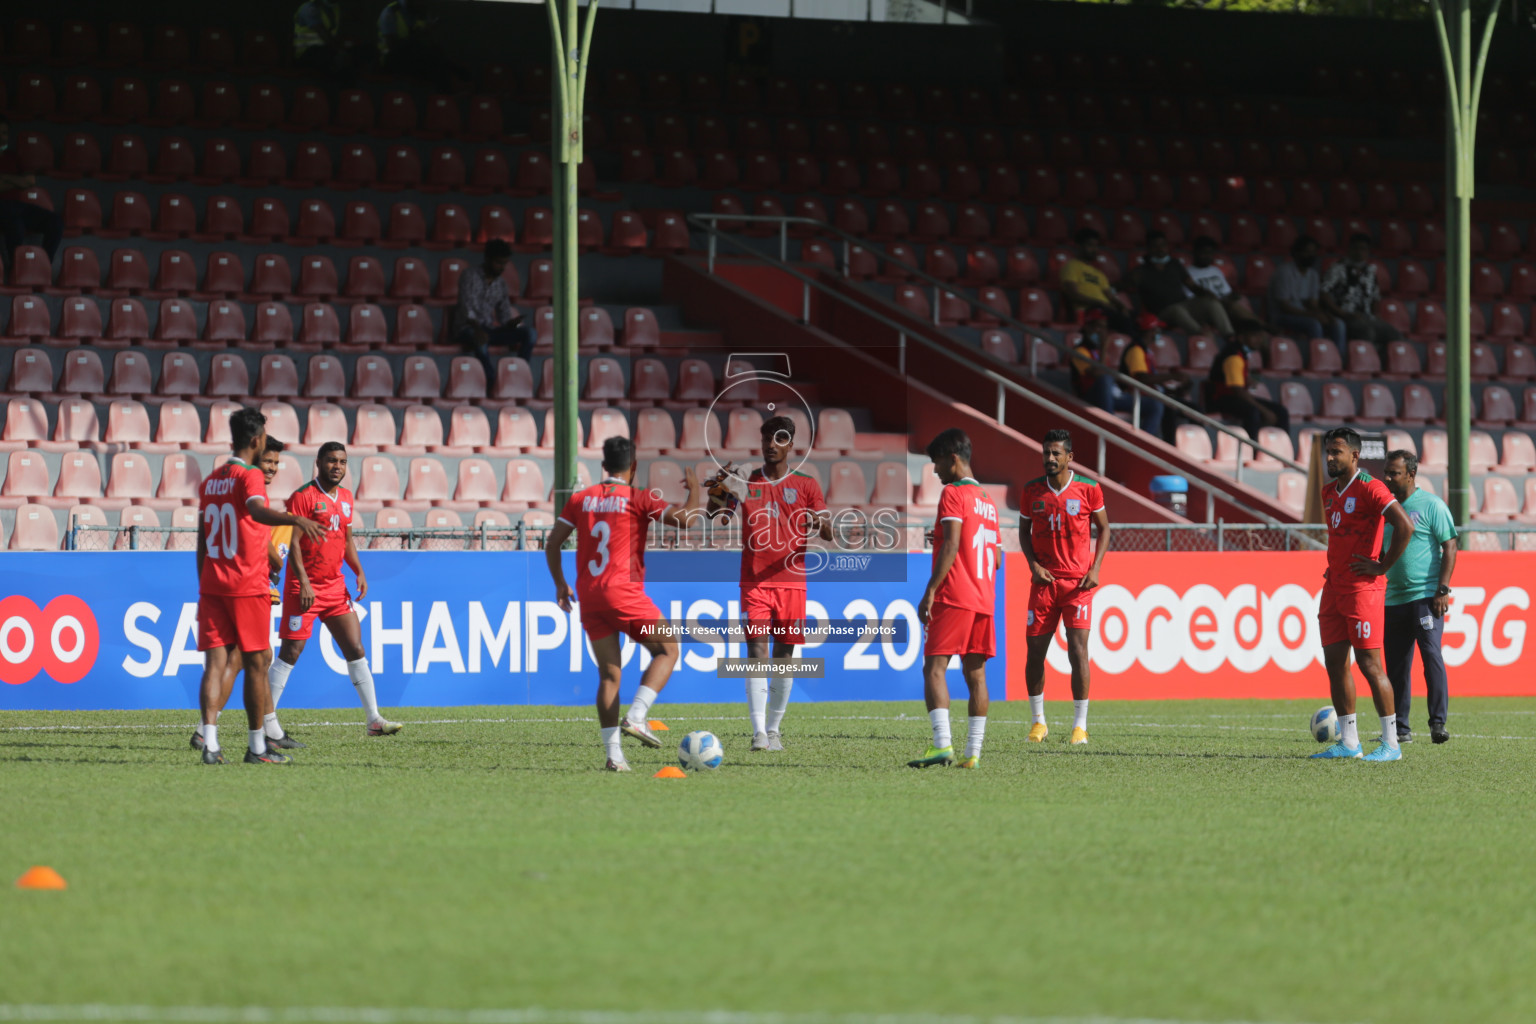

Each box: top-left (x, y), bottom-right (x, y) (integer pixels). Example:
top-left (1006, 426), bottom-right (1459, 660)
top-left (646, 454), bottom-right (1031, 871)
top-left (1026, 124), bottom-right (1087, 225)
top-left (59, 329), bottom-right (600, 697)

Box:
top-left (1381, 450), bottom-right (1458, 744)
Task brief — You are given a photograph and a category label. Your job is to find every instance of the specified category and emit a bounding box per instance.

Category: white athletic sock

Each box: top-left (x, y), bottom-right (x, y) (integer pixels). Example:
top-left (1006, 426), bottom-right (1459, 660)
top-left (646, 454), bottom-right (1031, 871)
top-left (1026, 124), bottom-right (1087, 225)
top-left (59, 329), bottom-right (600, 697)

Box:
top-left (1072, 699), bottom-right (1090, 730)
top-left (1340, 713), bottom-right (1360, 748)
top-left (347, 657), bottom-right (380, 722)
top-left (601, 726), bottom-right (623, 762)
top-left (964, 716), bottom-right (987, 758)
top-left (203, 724), bottom-right (219, 751)
top-left (1029, 694), bottom-right (1046, 724)
top-left (766, 678), bottom-right (793, 732)
top-left (268, 658), bottom-right (294, 708)
top-left (195, 722), bottom-right (206, 738)
top-left (627, 685), bottom-right (658, 726)
top-left (249, 729), bottom-right (266, 755)
top-left (746, 676), bottom-right (768, 734)
top-left (929, 708), bottom-right (952, 749)
top-left (263, 711), bottom-right (284, 741)
top-left (1380, 714), bottom-right (1399, 749)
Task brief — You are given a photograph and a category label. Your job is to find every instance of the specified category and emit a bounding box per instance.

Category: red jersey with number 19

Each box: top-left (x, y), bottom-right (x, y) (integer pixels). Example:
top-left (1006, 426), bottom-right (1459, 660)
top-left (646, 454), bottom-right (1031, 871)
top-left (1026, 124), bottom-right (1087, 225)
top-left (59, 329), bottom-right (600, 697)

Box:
top-left (1020, 474), bottom-right (1103, 579)
top-left (1321, 470), bottom-right (1396, 594)
top-left (198, 459), bottom-right (270, 596)
top-left (930, 480), bottom-right (1000, 613)
top-left (558, 479), bottom-right (670, 600)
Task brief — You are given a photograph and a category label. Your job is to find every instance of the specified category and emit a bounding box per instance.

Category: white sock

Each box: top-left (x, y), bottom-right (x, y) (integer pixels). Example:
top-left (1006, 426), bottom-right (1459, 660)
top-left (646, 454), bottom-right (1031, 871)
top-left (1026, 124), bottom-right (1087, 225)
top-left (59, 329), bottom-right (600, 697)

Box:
top-left (203, 724), bottom-right (219, 751)
top-left (601, 726), bottom-right (623, 762)
top-left (195, 722), bottom-right (206, 738)
top-left (1380, 714), bottom-right (1399, 749)
top-left (347, 657), bottom-right (380, 722)
top-left (1340, 713), bottom-right (1359, 748)
top-left (268, 658), bottom-right (294, 708)
top-left (263, 712), bottom-right (284, 740)
top-left (929, 707), bottom-right (952, 749)
top-left (627, 685), bottom-right (658, 726)
top-left (746, 676), bottom-right (768, 734)
top-left (766, 678), bottom-right (793, 733)
top-left (1029, 694), bottom-right (1046, 724)
top-left (249, 729), bottom-right (267, 755)
top-left (964, 716), bottom-right (987, 758)
top-left (1072, 699), bottom-right (1090, 730)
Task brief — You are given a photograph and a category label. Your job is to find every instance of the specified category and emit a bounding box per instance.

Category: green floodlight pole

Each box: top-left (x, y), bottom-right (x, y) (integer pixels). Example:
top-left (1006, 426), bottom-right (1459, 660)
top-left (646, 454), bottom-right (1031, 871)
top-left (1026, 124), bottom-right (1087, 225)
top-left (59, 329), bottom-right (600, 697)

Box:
top-left (1432, 0), bottom-right (1500, 525)
top-left (547, 0), bottom-right (598, 511)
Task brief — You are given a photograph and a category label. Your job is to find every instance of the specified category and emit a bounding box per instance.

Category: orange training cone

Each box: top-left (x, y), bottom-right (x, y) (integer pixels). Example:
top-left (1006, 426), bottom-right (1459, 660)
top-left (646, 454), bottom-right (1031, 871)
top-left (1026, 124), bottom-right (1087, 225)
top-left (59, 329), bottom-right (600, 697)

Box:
top-left (16, 866), bottom-right (67, 890)
top-left (653, 766), bottom-right (687, 779)
top-left (648, 720), bottom-right (669, 731)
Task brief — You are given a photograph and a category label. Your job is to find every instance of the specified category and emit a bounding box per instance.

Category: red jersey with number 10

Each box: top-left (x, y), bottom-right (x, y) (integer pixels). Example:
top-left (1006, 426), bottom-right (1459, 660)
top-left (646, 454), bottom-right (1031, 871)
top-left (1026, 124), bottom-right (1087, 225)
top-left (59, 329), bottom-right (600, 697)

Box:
top-left (930, 480), bottom-right (1000, 613)
top-left (1020, 473), bottom-right (1104, 579)
top-left (198, 459), bottom-right (270, 597)
top-left (285, 482), bottom-right (355, 585)
top-left (558, 479), bottom-right (670, 599)
top-left (1321, 470), bottom-right (1396, 594)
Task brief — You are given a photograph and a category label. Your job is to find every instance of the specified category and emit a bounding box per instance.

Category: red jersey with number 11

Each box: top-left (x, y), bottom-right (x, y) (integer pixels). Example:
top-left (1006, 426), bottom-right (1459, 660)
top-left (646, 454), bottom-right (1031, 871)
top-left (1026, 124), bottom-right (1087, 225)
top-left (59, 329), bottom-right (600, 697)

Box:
top-left (558, 479), bottom-right (670, 599)
top-left (198, 459), bottom-right (269, 597)
top-left (1020, 473), bottom-right (1104, 580)
top-left (930, 480), bottom-right (1000, 613)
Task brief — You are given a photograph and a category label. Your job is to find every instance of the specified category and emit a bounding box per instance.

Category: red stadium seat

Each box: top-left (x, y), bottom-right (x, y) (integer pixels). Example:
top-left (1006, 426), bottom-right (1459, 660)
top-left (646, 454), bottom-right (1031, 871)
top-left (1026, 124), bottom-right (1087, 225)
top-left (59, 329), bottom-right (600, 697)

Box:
top-left (58, 297), bottom-right (103, 342)
top-left (343, 257), bottom-right (387, 302)
top-left (339, 201), bottom-right (383, 246)
top-left (426, 204), bottom-right (468, 249)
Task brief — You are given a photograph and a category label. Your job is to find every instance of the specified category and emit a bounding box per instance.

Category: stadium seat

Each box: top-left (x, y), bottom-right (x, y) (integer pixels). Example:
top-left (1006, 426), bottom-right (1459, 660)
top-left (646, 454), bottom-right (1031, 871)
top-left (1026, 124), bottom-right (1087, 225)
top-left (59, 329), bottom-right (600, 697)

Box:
top-left (443, 405), bottom-right (491, 452)
top-left (446, 459), bottom-right (497, 512)
top-left (396, 406), bottom-right (445, 454)
top-left (501, 460), bottom-right (546, 508)
top-left (495, 407), bottom-right (539, 451)
top-left (348, 304), bottom-right (389, 350)
top-left (297, 303), bottom-right (341, 349)
top-left (1477, 386), bottom-right (1519, 426)
top-left (351, 405), bottom-right (398, 452)
top-left (9, 505), bottom-right (59, 550)
top-left (344, 257), bottom-right (388, 302)
top-left (51, 451), bottom-right (104, 509)
top-left (0, 298), bottom-right (50, 347)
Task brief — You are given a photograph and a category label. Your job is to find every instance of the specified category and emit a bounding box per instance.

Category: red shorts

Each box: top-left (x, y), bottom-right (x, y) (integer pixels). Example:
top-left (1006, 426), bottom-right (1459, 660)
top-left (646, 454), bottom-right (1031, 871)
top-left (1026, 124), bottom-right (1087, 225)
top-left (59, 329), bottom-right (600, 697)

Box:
top-left (198, 593), bottom-right (272, 653)
top-left (280, 581), bottom-right (354, 640)
top-left (580, 587), bottom-right (665, 642)
top-left (741, 585), bottom-right (807, 646)
top-left (1318, 584), bottom-right (1384, 650)
top-left (1027, 578), bottom-right (1094, 636)
top-left (923, 603), bottom-right (995, 658)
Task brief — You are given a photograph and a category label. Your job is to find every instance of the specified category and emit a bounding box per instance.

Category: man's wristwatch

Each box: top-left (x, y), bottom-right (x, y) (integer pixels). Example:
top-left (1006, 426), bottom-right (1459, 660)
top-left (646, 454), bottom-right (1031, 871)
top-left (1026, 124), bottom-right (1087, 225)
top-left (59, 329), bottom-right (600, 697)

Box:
top-left (1435, 585), bottom-right (1451, 597)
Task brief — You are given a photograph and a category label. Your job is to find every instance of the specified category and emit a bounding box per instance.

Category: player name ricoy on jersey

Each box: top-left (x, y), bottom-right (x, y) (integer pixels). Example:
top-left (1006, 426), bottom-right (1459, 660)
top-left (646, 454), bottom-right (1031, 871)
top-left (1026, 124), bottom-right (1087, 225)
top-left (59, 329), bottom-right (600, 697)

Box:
top-left (202, 476), bottom-right (244, 495)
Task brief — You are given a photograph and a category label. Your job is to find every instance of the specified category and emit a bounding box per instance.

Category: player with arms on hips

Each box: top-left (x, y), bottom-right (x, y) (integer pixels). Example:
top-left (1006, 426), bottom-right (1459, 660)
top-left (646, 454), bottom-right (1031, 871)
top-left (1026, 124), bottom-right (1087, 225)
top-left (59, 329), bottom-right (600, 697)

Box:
top-left (1019, 429), bottom-right (1110, 745)
top-left (545, 437), bottom-right (702, 771)
top-left (707, 415), bottom-right (832, 752)
top-left (1312, 427), bottom-right (1415, 762)
top-left (909, 428), bottom-right (1001, 769)
top-left (195, 409), bottom-right (322, 765)
top-left (265, 441), bottom-right (400, 742)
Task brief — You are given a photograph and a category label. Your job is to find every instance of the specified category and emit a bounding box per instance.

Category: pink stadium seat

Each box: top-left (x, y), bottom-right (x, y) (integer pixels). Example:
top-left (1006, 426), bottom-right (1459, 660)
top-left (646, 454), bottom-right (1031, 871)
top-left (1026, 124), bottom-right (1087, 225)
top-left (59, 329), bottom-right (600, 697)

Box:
top-left (826, 462), bottom-right (869, 508)
top-left (1477, 386), bottom-right (1519, 426)
top-left (678, 408), bottom-right (725, 457)
top-left (51, 451), bottom-right (104, 508)
top-left (347, 304), bottom-right (389, 350)
top-left (296, 304), bottom-right (340, 348)
top-left (107, 350), bottom-right (152, 397)
top-left (495, 408), bottom-right (540, 451)
top-left (157, 352), bottom-right (200, 397)
top-left (1471, 431), bottom-right (1500, 473)
top-left (58, 350), bottom-right (105, 397)
top-left (1, 399), bottom-right (48, 452)
top-left (1279, 382), bottom-right (1315, 420)
top-left (633, 408), bottom-right (676, 452)
top-left (9, 505), bottom-right (59, 550)
top-left (443, 405), bottom-right (491, 452)
top-left (1356, 384), bottom-right (1397, 423)
top-left (350, 405), bottom-right (397, 451)
top-left (396, 405), bottom-right (445, 453)
top-left (351, 357), bottom-right (396, 401)
top-left (52, 400), bottom-right (101, 449)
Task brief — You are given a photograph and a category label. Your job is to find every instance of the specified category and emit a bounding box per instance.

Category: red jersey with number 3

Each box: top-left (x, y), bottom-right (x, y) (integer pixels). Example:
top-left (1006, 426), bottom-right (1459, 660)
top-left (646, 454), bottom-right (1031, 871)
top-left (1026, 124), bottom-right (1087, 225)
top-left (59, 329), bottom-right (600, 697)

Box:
top-left (558, 479), bottom-right (669, 599)
top-left (1020, 474), bottom-right (1104, 580)
top-left (929, 480), bottom-right (1000, 613)
top-left (198, 459), bottom-right (269, 596)
top-left (1322, 470), bottom-right (1396, 594)
top-left (285, 482), bottom-right (355, 586)
top-left (739, 468), bottom-right (827, 589)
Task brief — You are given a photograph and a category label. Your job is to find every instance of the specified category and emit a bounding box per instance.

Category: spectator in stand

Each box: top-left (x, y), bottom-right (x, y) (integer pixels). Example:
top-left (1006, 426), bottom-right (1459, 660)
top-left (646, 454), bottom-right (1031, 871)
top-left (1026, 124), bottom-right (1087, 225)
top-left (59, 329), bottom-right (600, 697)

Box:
top-left (456, 239), bottom-right (534, 378)
top-left (1321, 233), bottom-right (1402, 351)
top-left (1070, 311), bottom-right (1164, 439)
top-left (378, 0), bottom-right (467, 91)
top-left (1120, 314), bottom-right (1189, 443)
top-left (1060, 229), bottom-right (1135, 333)
top-left (1188, 236), bottom-right (1269, 340)
top-left (1128, 230), bottom-right (1234, 336)
top-left (1205, 333), bottom-right (1290, 440)
top-left (0, 117), bottom-right (63, 271)
top-left (293, 0), bottom-right (356, 82)
top-left (1268, 235), bottom-right (1346, 348)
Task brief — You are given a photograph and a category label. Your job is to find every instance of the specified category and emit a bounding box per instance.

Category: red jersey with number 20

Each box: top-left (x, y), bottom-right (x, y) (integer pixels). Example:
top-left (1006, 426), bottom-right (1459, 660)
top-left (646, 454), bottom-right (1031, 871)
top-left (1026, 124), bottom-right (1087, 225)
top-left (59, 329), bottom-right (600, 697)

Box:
top-left (198, 459), bottom-right (270, 597)
top-left (1020, 474), bottom-right (1104, 579)
top-left (558, 479), bottom-right (670, 599)
top-left (930, 480), bottom-right (1000, 613)
top-left (285, 482), bottom-right (355, 586)
top-left (739, 468), bottom-right (827, 589)
top-left (1322, 470), bottom-right (1397, 594)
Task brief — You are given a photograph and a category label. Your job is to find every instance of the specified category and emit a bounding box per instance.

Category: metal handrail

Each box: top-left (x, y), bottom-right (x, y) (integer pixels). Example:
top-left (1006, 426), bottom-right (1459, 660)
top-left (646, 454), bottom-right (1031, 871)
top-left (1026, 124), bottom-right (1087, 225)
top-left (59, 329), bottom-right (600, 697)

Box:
top-left (693, 213), bottom-right (1309, 483)
top-left (686, 213), bottom-right (1311, 535)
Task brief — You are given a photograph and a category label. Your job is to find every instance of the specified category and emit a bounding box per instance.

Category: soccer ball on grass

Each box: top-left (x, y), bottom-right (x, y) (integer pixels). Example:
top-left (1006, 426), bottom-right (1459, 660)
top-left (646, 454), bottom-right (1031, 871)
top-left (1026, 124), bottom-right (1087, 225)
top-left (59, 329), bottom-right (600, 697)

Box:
top-left (1310, 706), bottom-right (1340, 743)
top-left (679, 731), bottom-right (724, 771)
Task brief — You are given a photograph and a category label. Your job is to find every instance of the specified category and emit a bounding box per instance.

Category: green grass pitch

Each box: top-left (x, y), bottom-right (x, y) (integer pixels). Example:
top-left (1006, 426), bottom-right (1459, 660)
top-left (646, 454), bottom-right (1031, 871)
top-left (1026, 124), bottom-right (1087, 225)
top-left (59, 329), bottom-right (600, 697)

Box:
top-left (4, 698), bottom-right (1535, 1024)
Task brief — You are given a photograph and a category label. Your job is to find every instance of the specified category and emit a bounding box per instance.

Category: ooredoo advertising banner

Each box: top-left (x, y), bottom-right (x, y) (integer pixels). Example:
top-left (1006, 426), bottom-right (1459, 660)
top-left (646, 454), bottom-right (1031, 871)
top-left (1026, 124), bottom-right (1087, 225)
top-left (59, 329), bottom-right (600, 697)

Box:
top-left (1004, 551), bottom-right (1534, 700)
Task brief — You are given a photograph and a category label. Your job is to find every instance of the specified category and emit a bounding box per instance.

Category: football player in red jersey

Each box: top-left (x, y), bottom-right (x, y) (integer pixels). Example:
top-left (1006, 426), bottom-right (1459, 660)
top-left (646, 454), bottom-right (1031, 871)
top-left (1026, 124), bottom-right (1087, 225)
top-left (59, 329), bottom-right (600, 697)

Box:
top-left (545, 436), bottom-right (701, 771)
top-left (909, 429), bottom-right (1001, 769)
top-left (264, 442), bottom-right (400, 744)
top-left (1311, 427), bottom-right (1415, 762)
top-left (706, 415), bottom-right (832, 752)
top-left (195, 408), bottom-right (322, 765)
top-left (1019, 429), bottom-right (1111, 745)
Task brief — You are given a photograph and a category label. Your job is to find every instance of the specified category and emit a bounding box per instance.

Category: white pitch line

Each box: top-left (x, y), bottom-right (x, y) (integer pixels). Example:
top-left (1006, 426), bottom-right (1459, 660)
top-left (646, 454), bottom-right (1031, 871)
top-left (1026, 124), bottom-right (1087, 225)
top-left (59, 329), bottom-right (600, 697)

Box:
top-left (0, 1005), bottom-right (1359, 1024)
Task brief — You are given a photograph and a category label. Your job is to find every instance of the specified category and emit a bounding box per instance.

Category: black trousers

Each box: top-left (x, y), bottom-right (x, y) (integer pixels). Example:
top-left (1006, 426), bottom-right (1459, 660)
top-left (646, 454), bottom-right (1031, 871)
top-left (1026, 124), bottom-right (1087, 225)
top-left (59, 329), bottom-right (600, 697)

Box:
top-left (1384, 599), bottom-right (1448, 733)
top-left (1209, 393), bottom-right (1291, 440)
top-left (0, 199), bottom-right (64, 268)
